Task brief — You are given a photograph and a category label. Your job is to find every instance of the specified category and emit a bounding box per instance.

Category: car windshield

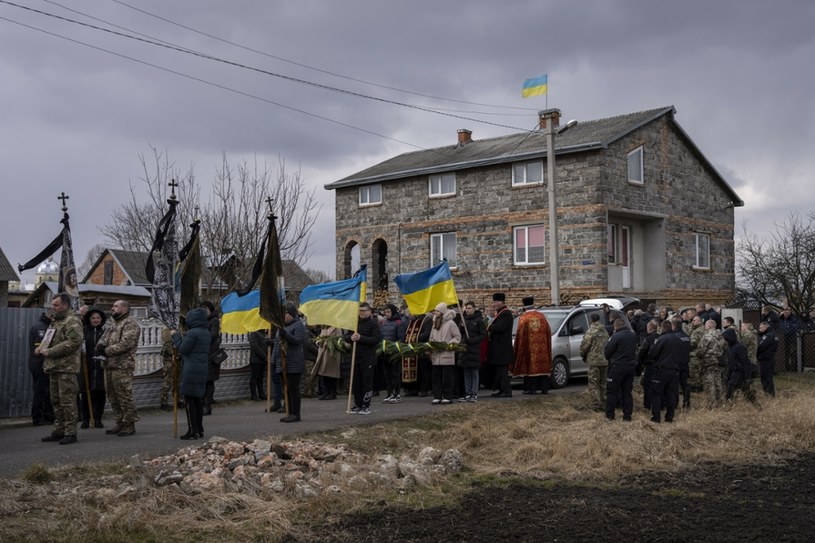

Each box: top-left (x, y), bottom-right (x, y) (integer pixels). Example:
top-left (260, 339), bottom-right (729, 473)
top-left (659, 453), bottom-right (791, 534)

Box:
top-left (540, 309), bottom-right (570, 331)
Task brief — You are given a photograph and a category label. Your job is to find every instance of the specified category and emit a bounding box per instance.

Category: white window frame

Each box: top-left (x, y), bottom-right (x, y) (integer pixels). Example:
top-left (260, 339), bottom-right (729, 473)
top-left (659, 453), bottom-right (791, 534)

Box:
top-left (627, 146), bottom-right (644, 185)
top-left (512, 160), bottom-right (544, 187)
top-left (429, 173), bottom-right (456, 197)
top-left (607, 223), bottom-right (618, 264)
top-left (513, 225), bottom-right (546, 265)
top-left (358, 184), bottom-right (382, 206)
top-left (694, 232), bottom-right (711, 270)
top-left (430, 232), bottom-right (456, 268)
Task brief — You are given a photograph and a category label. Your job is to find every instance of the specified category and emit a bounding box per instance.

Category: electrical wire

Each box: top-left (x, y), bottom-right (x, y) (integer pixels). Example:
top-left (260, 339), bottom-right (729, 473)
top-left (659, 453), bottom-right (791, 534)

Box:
top-left (109, 0), bottom-right (538, 114)
top-left (1, 0), bottom-right (532, 133)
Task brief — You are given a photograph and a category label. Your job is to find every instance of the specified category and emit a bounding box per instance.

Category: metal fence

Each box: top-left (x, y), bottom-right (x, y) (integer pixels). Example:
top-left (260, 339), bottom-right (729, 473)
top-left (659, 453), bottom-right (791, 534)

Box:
top-left (0, 308), bottom-right (252, 419)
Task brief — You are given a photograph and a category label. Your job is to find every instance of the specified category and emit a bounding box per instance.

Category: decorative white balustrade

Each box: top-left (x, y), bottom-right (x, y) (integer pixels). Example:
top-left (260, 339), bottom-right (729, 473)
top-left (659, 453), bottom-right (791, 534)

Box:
top-left (134, 322), bottom-right (250, 376)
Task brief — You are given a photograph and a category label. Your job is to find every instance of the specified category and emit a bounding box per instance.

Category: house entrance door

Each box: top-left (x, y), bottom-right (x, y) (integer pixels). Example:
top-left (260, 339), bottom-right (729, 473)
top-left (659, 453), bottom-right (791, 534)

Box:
top-left (621, 226), bottom-right (631, 289)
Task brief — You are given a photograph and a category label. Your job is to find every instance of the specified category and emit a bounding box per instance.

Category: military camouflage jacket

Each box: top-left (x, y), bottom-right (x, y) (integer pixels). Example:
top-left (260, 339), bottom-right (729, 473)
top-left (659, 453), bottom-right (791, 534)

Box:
top-left (100, 313), bottom-right (141, 371)
top-left (42, 310), bottom-right (83, 374)
top-left (696, 328), bottom-right (726, 370)
top-left (579, 322), bottom-right (610, 366)
top-left (740, 328), bottom-right (758, 366)
top-left (689, 324), bottom-right (705, 360)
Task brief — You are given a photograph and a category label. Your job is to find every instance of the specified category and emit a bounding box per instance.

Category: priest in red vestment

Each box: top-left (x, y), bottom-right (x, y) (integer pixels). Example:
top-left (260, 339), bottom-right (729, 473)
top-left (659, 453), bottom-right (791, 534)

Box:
top-left (511, 296), bottom-right (553, 394)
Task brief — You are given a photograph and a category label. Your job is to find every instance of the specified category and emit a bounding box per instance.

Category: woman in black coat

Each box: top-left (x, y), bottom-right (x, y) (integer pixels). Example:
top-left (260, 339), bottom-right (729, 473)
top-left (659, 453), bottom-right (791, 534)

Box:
top-left (79, 307), bottom-right (107, 428)
top-left (171, 307), bottom-right (211, 439)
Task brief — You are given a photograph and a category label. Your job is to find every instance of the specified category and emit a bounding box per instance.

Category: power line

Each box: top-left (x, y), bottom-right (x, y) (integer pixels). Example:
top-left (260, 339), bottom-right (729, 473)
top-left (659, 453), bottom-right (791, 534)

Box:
top-left (1, 0), bottom-right (531, 133)
top-left (0, 13), bottom-right (430, 152)
top-left (109, 0), bottom-right (538, 114)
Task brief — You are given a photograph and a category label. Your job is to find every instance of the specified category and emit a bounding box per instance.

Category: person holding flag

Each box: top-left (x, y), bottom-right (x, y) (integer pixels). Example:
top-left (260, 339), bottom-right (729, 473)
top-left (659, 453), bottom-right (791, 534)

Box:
top-left (344, 302), bottom-right (382, 415)
top-left (273, 304), bottom-right (306, 423)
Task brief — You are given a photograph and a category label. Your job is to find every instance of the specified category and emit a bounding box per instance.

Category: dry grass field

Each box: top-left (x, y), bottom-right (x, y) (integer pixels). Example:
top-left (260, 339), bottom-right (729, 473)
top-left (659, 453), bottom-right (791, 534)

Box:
top-left (2, 373), bottom-right (814, 542)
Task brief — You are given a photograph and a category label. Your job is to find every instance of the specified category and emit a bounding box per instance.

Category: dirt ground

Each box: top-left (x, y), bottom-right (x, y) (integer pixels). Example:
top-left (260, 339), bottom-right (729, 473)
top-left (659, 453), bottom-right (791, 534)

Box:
top-left (296, 451), bottom-right (815, 542)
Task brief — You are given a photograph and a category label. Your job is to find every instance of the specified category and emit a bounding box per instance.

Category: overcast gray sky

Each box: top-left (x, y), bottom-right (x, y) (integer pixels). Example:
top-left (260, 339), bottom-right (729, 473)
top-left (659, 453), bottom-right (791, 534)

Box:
top-left (1, 0), bottom-right (813, 284)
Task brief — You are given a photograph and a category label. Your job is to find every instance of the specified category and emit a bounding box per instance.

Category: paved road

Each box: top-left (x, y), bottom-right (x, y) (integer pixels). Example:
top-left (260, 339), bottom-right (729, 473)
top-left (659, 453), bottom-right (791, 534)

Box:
top-left (0, 383), bottom-right (583, 478)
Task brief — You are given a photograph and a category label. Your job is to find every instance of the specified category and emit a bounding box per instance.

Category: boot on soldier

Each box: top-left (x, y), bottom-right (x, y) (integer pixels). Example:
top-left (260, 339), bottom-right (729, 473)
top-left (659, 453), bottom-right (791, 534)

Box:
top-left (117, 423), bottom-right (136, 436)
top-left (105, 423), bottom-right (123, 435)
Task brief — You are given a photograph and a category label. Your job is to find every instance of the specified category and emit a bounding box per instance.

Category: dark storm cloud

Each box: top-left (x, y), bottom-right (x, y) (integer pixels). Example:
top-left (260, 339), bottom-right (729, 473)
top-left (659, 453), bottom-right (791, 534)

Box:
top-left (1, 0), bottom-right (813, 279)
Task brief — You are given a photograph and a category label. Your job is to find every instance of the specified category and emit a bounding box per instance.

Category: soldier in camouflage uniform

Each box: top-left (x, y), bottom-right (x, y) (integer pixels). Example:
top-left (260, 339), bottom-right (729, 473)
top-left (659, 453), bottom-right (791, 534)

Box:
top-left (38, 293), bottom-right (84, 445)
top-left (579, 313), bottom-right (610, 411)
top-left (97, 300), bottom-right (141, 436)
top-left (688, 316), bottom-right (705, 392)
top-left (696, 319), bottom-right (726, 407)
top-left (739, 322), bottom-right (758, 366)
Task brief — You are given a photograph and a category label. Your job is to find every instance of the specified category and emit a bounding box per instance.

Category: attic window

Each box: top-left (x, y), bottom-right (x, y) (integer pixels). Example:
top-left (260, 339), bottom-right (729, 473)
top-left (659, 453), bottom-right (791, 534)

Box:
top-left (429, 173), bottom-right (456, 197)
top-left (359, 184), bottom-right (382, 206)
top-left (627, 146), bottom-right (644, 185)
top-left (512, 160), bottom-right (544, 186)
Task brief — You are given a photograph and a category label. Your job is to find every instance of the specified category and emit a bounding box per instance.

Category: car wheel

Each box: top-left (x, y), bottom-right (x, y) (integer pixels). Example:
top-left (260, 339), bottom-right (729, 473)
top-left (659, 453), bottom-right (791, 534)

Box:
top-left (550, 358), bottom-right (569, 389)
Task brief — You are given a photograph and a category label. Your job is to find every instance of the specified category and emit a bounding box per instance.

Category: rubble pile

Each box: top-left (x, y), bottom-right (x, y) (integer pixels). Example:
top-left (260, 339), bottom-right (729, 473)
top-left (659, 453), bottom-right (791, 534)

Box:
top-left (147, 436), bottom-right (463, 498)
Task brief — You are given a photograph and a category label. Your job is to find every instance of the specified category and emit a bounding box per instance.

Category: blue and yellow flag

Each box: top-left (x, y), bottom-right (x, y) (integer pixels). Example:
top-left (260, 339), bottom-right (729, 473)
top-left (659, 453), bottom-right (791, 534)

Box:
top-left (393, 261), bottom-right (458, 316)
top-left (299, 265), bottom-right (367, 331)
top-left (220, 289), bottom-right (269, 334)
top-left (522, 74), bottom-right (548, 98)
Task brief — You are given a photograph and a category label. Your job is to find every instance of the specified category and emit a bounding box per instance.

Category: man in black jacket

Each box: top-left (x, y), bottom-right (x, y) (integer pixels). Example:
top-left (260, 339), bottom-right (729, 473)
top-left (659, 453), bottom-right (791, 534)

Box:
top-left (756, 321), bottom-right (779, 397)
top-left (29, 311), bottom-right (55, 426)
top-left (723, 328), bottom-right (759, 405)
top-left (344, 302), bottom-right (382, 415)
top-left (637, 319), bottom-right (659, 409)
top-left (603, 318), bottom-right (638, 421)
top-left (671, 316), bottom-right (692, 408)
top-left (646, 320), bottom-right (683, 423)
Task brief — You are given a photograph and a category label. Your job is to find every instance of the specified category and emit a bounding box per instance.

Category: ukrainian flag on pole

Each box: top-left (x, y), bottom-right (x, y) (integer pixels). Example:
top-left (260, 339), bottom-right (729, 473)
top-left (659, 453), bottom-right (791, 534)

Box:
top-left (394, 260), bottom-right (458, 316)
top-left (522, 74), bottom-right (548, 98)
top-left (220, 289), bottom-right (269, 334)
top-left (299, 265), bottom-right (367, 331)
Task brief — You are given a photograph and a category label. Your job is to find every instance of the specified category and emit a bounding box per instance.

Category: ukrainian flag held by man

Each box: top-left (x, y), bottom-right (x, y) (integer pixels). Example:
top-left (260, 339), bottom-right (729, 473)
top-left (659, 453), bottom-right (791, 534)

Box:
top-left (299, 265), bottom-right (367, 331)
top-left (522, 74), bottom-right (548, 98)
top-left (393, 261), bottom-right (458, 316)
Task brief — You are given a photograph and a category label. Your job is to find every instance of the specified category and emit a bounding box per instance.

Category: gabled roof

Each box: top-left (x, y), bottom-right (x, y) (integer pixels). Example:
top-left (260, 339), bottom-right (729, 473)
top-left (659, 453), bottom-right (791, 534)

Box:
top-left (282, 260), bottom-right (314, 290)
top-left (326, 106), bottom-right (743, 206)
top-left (0, 246), bottom-right (19, 282)
top-left (82, 248), bottom-right (150, 286)
top-left (22, 281), bottom-right (151, 307)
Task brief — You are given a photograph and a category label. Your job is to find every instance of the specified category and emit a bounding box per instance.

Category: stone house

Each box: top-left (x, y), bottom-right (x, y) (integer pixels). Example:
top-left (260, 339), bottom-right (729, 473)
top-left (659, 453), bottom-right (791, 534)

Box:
top-left (325, 106), bottom-right (744, 309)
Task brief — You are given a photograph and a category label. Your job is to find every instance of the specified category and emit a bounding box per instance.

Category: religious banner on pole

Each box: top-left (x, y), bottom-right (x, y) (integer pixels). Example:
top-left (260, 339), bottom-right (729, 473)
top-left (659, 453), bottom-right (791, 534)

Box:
top-left (18, 192), bottom-right (79, 310)
top-left (177, 217), bottom-right (202, 318)
top-left (146, 183), bottom-right (180, 329)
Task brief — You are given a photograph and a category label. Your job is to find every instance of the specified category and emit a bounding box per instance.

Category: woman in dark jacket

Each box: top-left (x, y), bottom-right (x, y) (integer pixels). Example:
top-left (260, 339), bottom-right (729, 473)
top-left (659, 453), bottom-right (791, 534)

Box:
top-left (171, 307), bottom-right (211, 439)
top-left (459, 301), bottom-right (487, 402)
top-left (273, 304), bottom-right (306, 423)
top-left (79, 307), bottom-right (107, 428)
top-left (201, 301), bottom-right (222, 415)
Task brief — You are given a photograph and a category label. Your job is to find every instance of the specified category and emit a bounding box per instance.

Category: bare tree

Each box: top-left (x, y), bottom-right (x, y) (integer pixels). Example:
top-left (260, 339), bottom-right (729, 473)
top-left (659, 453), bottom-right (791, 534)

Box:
top-left (304, 268), bottom-right (333, 283)
top-left (100, 146), bottom-right (199, 252)
top-left (736, 212), bottom-right (815, 315)
top-left (101, 147), bottom-right (320, 295)
top-left (77, 243), bottom-right (107, 279)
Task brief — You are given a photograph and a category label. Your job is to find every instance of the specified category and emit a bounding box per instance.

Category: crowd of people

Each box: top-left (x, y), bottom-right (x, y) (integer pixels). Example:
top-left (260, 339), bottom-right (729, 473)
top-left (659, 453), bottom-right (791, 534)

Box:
top-left (28, 291), bottom-right (812, 443)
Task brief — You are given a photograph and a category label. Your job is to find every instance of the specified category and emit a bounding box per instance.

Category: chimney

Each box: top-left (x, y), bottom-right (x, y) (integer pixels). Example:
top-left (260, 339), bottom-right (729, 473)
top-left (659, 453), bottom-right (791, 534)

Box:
top-left (538, 108), bottom-right (561, 131)
top-left (457, 129), bottom-right (472, 146)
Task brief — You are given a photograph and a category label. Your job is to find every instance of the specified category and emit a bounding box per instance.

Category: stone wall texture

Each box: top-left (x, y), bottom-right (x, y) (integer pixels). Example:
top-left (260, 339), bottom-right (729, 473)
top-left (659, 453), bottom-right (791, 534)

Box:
top-left (335, 116), bottom-right (737, 310)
